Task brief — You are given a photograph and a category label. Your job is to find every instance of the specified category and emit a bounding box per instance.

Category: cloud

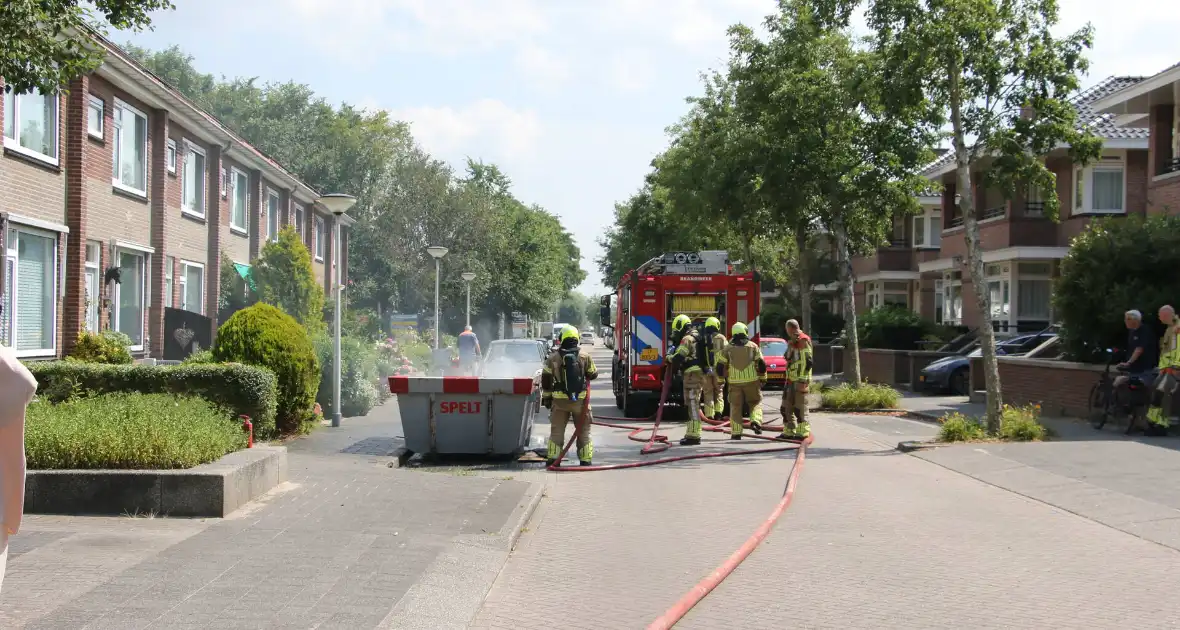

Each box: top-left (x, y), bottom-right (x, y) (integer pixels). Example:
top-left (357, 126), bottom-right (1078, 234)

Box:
top-left (607, 50), bottom-right (657, 93)
top-left (514, 43), bottom-right (570, 88)
top-left (387, 99), bottom-right (543, 162)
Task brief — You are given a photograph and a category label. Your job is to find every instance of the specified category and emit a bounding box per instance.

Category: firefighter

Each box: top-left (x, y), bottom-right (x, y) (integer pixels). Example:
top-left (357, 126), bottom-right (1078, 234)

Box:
top-left (1146, 305), bottom-right (1180, 436)
top-left (541, 326), bottom-right (598, 466)
top-left (667, 314), bottom-right (704, 445)
top-left (779, 319), bottom-right (814, 440)
top-left (719, 322), bottom-right (767, 439)
top-left (701, 316), bottom-right (728, 422)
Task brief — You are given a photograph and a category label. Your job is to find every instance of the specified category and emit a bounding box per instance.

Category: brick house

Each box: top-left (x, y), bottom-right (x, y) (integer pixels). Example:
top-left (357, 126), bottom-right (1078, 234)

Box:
top-left (849, 76), bottom-right (1150, 332)
top-left (1092, 62), bottom-right (1180, 216)
top-left (0, 34), bottom-right (352, 360)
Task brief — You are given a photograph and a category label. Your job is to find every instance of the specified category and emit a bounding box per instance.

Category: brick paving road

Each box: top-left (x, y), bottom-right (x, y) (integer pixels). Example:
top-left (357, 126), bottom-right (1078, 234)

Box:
top-left (0, 407), bottom-right (540, 629)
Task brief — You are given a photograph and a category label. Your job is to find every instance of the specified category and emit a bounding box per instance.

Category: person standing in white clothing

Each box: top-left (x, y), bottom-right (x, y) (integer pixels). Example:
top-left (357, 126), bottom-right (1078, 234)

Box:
top-left (0, 344), bottom-right (37, 597)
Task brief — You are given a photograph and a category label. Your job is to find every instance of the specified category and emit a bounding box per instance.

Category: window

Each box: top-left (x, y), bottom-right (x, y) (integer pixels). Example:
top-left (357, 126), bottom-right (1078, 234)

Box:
top-left (112, 99), bottom-right (148, 194)
top-left (912, 209), bottom-right (941, 248)
top-left (314, 216), bottom-right (326, 261)
top-left (943, 275), bottom-right (963, 324)
top-left (87, 95), bottom-right (104, 139)
top-left (987, 279), bottom-right (1010, 320)
top-left (85, 242), bottom-right (101, 332)
top-left (1073, 159), bottom-right (1126, 214)
top-left (230, 168), bottom-right (248, 233)
top-left (934, 280), bottom-right (945, 325)
top-left (2, 227), bottom-right (58, 355)
top-left (266, 191), bottom-right (280, 242)
top-left (865, 282), bottom-right (880, 310)
top-left (220, 168), bottom-right (228, 199)
top-left (166, 139), bottom-right (177, 174)
top-left (164, 256), bottom-right (174, 308)
top-left (181, 141), bottom-right (206, 217)
top-left (883, 281), bottom-right (910, 308)
top-left (114, 250), bottom-right (146, 349)
top-left (3, 89), bottom-right (59, 163)
top-left (1016, 262), bottom-right (1053, 321)
top-left (179, 261), bottom-right (204, 315)
top-left (294, 204), bottom-right (305, 240)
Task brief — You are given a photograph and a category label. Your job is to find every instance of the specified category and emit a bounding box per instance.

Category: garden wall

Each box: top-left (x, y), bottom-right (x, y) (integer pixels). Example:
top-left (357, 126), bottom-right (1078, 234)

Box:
top-left (856, 349), bottom-right (958, 389)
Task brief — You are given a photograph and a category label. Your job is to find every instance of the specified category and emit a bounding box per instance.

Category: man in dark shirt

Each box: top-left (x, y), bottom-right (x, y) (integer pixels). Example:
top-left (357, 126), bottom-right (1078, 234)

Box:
top-left (458, 326), bottom-right (481, 376)
top-left (1116, 309), bottom-right (1157, 388)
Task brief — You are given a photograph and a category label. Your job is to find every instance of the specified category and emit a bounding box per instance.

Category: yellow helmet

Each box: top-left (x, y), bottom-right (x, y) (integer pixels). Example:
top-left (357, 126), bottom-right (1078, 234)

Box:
top-left (560, 326), bottom-right (580, 342)
top-left (731, 322), bottom-right (748, 337)
top-left (672, 314), bottom-right (692, 332)
top-left (704, 316), bottom-right (721, 331)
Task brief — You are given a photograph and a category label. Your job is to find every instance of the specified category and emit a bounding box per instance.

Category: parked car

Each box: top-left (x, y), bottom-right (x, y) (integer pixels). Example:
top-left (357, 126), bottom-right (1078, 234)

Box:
top-left (758, 337), bottom-right (789, 389)
top-left (580, 331), bottom-right (595, 345)
top-left (482, 339), bottom-right (548, 379)
top-left (919, 332), bottom-right (1057, 395)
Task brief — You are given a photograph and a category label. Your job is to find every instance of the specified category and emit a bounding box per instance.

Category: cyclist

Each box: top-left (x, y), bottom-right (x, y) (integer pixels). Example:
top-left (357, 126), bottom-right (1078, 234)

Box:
top-left (1116, 309), bottom-right (1158, 390)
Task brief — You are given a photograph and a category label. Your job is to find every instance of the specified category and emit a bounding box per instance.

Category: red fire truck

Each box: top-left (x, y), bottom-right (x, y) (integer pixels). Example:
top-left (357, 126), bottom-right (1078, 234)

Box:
top-left (598, 251), bottom-right (762, 418)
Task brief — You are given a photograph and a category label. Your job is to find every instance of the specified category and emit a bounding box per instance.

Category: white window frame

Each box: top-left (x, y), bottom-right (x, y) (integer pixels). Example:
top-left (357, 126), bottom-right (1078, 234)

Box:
top-left (865, 282), bottom-right (880, 310)
top-left (230, 168), bottom-right (249, 234)
top-left (933, 279), bottom-right (945, 325)
top-left (882, 281), bottom-right (910, 308)
top-left (220, 167), bottom-right (228, 199)
top-left (314, 216), bottom-right (326, 261)
top-left (87, 94), bottom-right (104, 140)
top-left (181, 139), bottom-right (207, 219)
top-left (166, 138), bottom-right (177, 174)
top-left (178, 259), bottom-right (205, 315)
top-left (912, 208), bottom-right (941, 249)
top-left (985, 264), bottom-right (1012, 326)
top-left (164, 256), bottom-right (174, 309)
top-left (266, 189), bottom-right (281, 243)
top-left (3, 225), bottom-right (60, 357)
top-left (113, 248), bottom-right (148, 352)
top-left (1073, 155), bottom-right (1127, 215)
top-left (294, 204), bottom-right (305, 241)
top-left (3, 89), bottom-right (60, 165)
top-left (111, 98), bottom-right (149, 196)
top-left (85, 241), bottom-right (102, 332)
top-left (942, 273), bottom-right (964, 325)
top-left (1015, 261), bottom-right (1054, 322)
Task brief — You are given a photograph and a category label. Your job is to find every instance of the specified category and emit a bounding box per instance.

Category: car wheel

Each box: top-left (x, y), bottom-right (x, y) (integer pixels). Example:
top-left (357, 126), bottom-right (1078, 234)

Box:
top-left (622, 387), bottom-right (645, 419)
top-left (949, 368), bottom-right (969, 396)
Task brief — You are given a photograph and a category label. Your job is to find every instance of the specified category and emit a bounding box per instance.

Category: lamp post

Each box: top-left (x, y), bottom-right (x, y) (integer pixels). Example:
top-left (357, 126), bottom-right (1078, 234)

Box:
top-left (461, 272), bottom-right (476, 327)
top-left (426, 246), bottom-right (449, 349)
top-left (316, 193), bottom-right (357, 428)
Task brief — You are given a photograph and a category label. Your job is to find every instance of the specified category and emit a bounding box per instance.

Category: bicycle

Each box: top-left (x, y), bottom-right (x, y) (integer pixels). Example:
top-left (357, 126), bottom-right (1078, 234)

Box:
top-left (1089, 348), bottom-right (1150, 433)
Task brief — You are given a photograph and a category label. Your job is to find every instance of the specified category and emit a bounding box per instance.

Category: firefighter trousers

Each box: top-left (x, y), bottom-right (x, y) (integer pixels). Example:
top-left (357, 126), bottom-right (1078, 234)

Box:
top-left (683, 370), bottom-right (704, 439)
top-left (727, 381), bottom-right (762, 436)
top-left (702, 372), bottom-right (724, 418)
top-left (782, 382), bottom-right (808, 430)
top-left (1146, 371), bottom-right (1178, 434)
top-left (547, 397), bottom-right (593, 463)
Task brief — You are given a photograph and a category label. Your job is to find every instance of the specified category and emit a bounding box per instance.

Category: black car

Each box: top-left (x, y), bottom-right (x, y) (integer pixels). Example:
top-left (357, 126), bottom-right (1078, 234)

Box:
top-left (919, 332), bottom-right (1056, 395)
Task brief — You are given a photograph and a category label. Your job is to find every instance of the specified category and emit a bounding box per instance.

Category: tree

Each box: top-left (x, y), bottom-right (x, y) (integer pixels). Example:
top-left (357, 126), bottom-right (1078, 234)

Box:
top-left (253, 227), bottom-right (326, 331)
top-left (847, 0), bottom-right (1101, 431)
top-left (2, 1), bottom-right (173, 94)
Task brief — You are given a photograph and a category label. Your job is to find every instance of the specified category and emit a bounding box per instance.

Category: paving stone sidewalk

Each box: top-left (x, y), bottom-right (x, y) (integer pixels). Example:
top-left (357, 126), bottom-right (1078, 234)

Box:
top-left (0, 406), bottom-right (541, 630)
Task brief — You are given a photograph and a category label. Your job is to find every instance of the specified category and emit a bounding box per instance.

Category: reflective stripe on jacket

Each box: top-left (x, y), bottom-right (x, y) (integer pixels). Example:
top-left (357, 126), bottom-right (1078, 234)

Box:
top-left (786, 333), bottom-right (813, 383)
top-left (675, 331), bottom-right (703, 374)
top-left (721, 341), bottom-right (763, 384)
top-left (1161, 318), bottom-right (1180, 370)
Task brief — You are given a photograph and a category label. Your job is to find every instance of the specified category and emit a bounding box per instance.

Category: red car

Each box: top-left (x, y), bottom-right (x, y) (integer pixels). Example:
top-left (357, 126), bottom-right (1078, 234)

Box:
top-left (758, 337), bottom-right (789, 389)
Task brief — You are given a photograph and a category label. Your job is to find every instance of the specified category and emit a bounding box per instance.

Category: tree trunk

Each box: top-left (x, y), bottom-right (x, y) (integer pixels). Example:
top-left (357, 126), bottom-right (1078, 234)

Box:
top-left (833, 211), bottom-right (861, 386)
top-left (949, 64), bottom-right (1003, 433)
top-left (796, 224), bottom-right (812, 334)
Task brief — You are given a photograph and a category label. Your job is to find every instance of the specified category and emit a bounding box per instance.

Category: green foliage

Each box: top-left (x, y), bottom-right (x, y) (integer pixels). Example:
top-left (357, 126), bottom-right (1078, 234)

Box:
top-left (253, 227), bottom-right (325, 331)
top-left (937, 412), bottom-right (987, 442)
top-left (820, 383), bottom-right (901, 410)
top-left (218, 250), bottom-right (255, 324)
top-left (857, 306), bottom-right (925, 350)
top-left (66, 331), bottom-right (133, 365)
top-left (212, 303), bottom-right (320, 433)
top-left (937, 404), bottom-right (1047, 442)
top-left (1055, 215), bottom-right (1180, 362)
top-left (183, 349), bottom-right (216, 364)
top-left (25, 393), bottom-right (245, 470)
top-left (312, 333), bottom-right (381, 418)
top-left (25, 361), bottom-right (277, 438)
top-left (1, 1), bottom-right (174, 94)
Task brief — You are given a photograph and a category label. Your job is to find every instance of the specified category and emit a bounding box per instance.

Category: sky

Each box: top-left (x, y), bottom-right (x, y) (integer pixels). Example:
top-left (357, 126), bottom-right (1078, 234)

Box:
top-left (120, 0), bottom-right (1180, 296)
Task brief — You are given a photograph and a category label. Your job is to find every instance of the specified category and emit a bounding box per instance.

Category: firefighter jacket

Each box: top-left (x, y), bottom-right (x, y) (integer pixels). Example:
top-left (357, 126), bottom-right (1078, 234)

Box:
top-left (786, 332), bottom-right (814, 384)
top-left (705, 331), bottom-right (728, 368)
top-left (1161, 317), bottom-right (1180, 373)
top-left (542, 349), bottom-right (597, 399)
top-left (720, 340), bottom-right (765, 385)
top-left (671, 330), bottom-right (703, 375)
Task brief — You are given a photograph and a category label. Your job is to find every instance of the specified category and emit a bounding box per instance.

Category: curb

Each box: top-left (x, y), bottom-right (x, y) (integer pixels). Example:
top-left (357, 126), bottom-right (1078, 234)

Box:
top-left (896, 440), bottom-right (947, 453)
top-left (499, 480), bottom-right (545, 552)
top-left (388, 447), bottom-right (413, 468)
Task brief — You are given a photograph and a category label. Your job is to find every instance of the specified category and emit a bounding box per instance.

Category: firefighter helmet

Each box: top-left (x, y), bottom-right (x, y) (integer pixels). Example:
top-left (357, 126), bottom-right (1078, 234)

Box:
top-left (560, 326), bottom-right (581, 343)
top-left (704, 316), bottom-right (721, 332)
top-left (731, 322), bottom-right (748, 337)
top-left (672, 314), bottom-right (692, 332)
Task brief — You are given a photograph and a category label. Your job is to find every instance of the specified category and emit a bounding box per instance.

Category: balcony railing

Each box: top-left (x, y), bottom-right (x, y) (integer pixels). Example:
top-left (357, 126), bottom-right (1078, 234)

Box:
top-left (981, 205), bottom-right (1006, 220)
top-left (948, 216), bottom-right (964, 228)
top-left (1160, 157), bottom-right (1180, 177)
top-left (1025, 201), bottom-right (1045, 217)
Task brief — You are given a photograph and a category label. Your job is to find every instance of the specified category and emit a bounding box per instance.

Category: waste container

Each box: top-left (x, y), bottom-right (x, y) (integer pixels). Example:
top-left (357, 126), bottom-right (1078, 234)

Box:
top-left (389, 376), bottom-right (539, 455)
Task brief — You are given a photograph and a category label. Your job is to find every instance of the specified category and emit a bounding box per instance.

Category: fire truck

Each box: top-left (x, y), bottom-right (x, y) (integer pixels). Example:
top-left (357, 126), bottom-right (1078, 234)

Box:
top-left (598, 251), bottom-right (762, 418)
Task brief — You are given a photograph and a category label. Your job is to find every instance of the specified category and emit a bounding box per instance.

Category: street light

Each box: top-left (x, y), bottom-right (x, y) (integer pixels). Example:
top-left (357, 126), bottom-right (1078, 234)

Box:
top-left (461, 272), bottom-right (476, 327)
top-left (316, 193), bottom-right (357, 429)
top-left (426, 246), bottom-right (449, 349)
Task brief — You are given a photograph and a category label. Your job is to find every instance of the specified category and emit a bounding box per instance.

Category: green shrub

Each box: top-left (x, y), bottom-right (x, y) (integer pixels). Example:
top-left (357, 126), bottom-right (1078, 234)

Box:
top-left (937, 412), bottom-right (987, 442)
top-left (999, 404), bottom-right (1048, 442)
top-left (213, 303), bottom-right (320, 433)
top-left (66, 331), bottom-right (133, 364)
top-left (857, 305), bottom-right (926, 349)
top-left (25, 393), bottom-right (246, 470)
top-left (253, 227), bottom-right (325, 331)
top-left (183, 349), bottom-right (216, 364)
top-left (26, 361), bottom-right (279, 438)
top-left (1055, 214), bottom-right (1180, 362)
top-left (820, 383), bottom-right (901, 410)
top-left (312, 333), bottom-right (381, 418)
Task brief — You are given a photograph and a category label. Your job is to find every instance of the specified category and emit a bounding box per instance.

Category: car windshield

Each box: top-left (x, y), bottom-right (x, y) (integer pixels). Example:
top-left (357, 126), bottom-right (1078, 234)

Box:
top-left (760, 341), bottom-right (788, 356)
top-left (487, 343), bottom-right (541, 363)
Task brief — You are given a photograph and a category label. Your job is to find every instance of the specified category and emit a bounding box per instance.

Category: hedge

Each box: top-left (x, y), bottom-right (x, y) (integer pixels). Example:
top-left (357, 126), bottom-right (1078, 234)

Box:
top-left (27, 362), bottom-right (279, 438)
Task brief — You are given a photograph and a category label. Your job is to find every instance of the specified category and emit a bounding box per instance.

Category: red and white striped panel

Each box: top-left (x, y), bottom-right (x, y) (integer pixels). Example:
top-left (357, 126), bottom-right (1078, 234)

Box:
top-left (388, 376), bottom-right (536, 396)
